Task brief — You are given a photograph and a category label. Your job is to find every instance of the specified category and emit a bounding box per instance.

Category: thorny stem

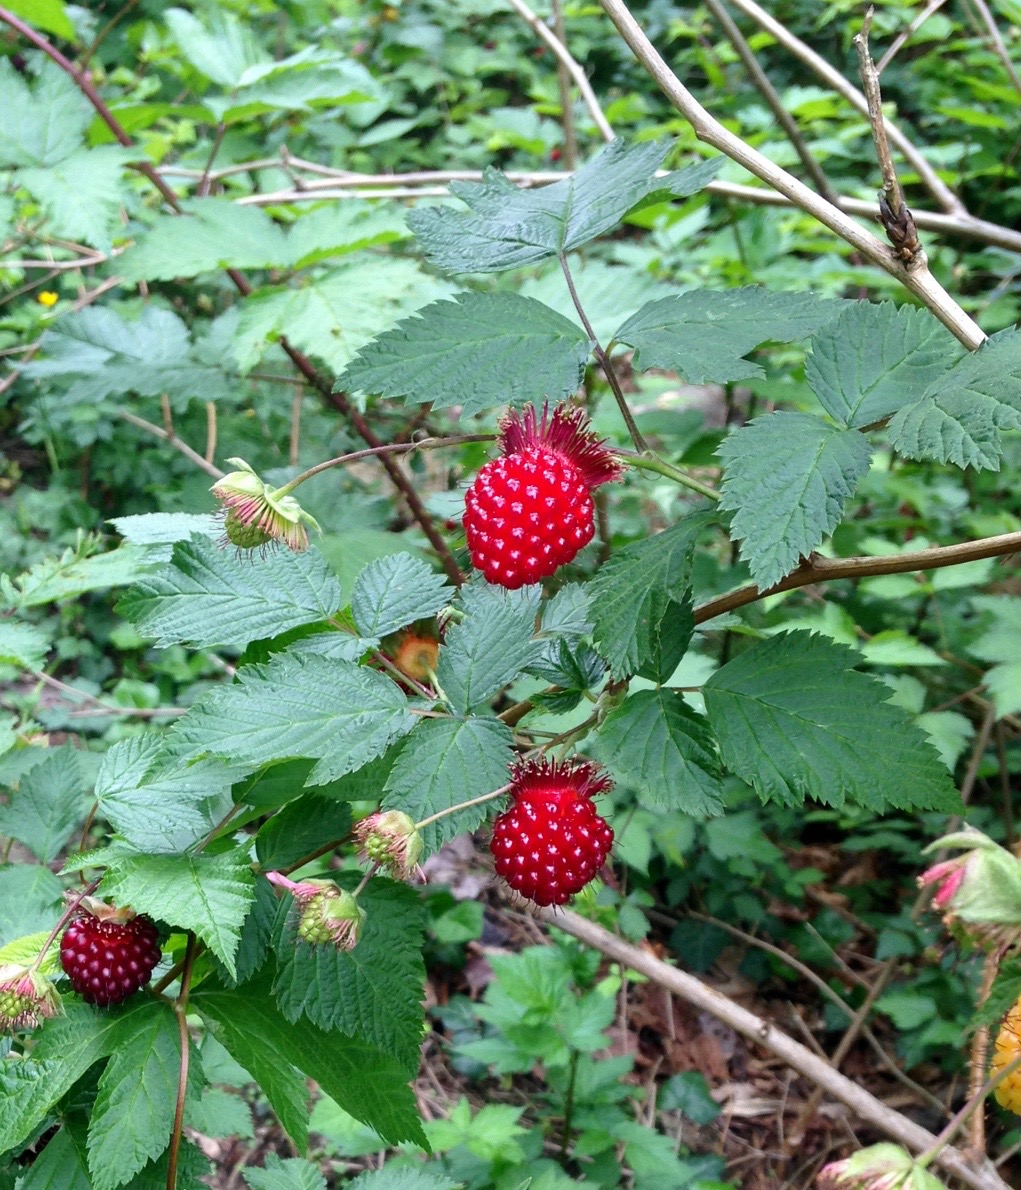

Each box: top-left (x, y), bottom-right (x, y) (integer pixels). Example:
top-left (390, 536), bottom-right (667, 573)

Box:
top-left (414, 784), bottom-right (512, 831)
top-left (558, 253), bottom-right (649, 453)
top-left (273, 434), bottom-right (495, 498)
top-left (166, 933), bottom-right (198, 1190)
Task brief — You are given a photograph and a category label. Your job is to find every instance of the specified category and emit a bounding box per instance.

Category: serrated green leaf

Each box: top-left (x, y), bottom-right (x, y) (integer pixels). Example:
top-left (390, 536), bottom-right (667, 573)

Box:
top-left (172, 655), bottom-right (414, 785)
top-left (0, 619), bottom-right (49, 669)
top-left (185, 1087), bottom-right (253, 1140)
top-left (888, 328), bottom-right (1021, 470)
top-left (612, 288), bottom-right (841, 384)
top-left (273, 877), bottom-right (424, 1074)
top-left (806, 301), bottom-right (962, 428)
top-left (382, 716), bottom-right (514, 852)
top-left (703, 631), bottom-right (960, 811)
top-left (194, 970), bottom-right (426, 1149)
top-left (95, 736), bottom-right (236, 854)
top-left (99, 849), bottom-right (255, 977)
top-left (348, 1171), bottom-right (457, 1190)
top-left (109, 513), bottom-right (222, 550)
top-left (233, 260), bottom-right (455, 374)
top-left (23, 306), bottom-right (234, 407)
top-left (0, 931), bottom-right (60, 976)
top-left (594, 690), bottom-right (724, 816)
top-left (117, 537), bottom-right (341, 651)
top-left (165, 6), bottom-right (266, 87)
top-left (339, 292), bottom-right (591, 414)
top-left (87, 1000), bottom-right (181, 1190)
top-left (243, 1155), bottom-right (326, 1190)
top-left (0, 746), bottom-right (84, 862)
top-left (0, 61), bottom-right (89, 167)
top-left (2, 1003), bottom-right (121, 1153)
top-left (970, 596), bottom-right (1021, 717)
top-left (436, 584), bottom-right (542, 712)
top-left (589, 513), bottom-right (710, 680)
top-left (0, 866), bottom-right (64, 947)
top-left (407, 139), bottom-right (668, 273)
top-left (21, 147), bottom-right (131, 253)
top-left (351, 553), bottom-right (452, 640)
top-left (717, 413), bottom-right (873, 589)
top-left (119, 1139), bottom-right (211, 1190)
top-left (14, 1122), bottom-right (91, 1190)
top-left (255, 794), bottom-right (352, 870)
top-left (3, 544), bottom-right (150, 610)
top-left (119, 200), bottom-right (407, 281)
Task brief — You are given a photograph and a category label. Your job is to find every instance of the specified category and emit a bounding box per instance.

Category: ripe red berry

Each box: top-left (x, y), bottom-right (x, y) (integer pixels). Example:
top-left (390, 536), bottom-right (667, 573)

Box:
top-left (60, 905), bottom-right (161, 1007)
top-left (463, 403), bottom-right (623, 589)
top-left (490, 757), bottom-right (614, 906)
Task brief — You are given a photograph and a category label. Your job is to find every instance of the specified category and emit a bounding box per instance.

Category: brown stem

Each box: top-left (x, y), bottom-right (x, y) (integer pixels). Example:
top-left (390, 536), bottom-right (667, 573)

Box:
top-left (30, 879), bottom-right (100, 973)
top-left (968, 950), bottom-right (1003, 1153)
top-left (693, 532), bottom-right (1021, 626)
top-left (551, 0), bottom-right (578, 169)
top-left (166, 933), bottom-right (198, 1190)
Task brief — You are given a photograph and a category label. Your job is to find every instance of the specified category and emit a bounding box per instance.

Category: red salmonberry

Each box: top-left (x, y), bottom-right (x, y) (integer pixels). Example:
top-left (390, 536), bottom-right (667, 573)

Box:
top-left (59, 904), bottom-right (161, 1007)
top-left (463, 403), bottom-right (623, 590)
top-left (490, 757), bottom-right (614, 906)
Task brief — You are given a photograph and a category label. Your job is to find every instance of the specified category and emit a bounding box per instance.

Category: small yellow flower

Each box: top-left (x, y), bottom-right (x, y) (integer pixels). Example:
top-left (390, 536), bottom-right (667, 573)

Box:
top-left (37, 291), bottom-right (59, 308)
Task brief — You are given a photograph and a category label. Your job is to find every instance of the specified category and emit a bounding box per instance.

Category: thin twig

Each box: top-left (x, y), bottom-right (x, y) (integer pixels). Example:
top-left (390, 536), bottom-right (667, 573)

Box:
top-left (876, 0), bottom-right (949, 75)
top-left (722, 0), bottom-right (964, 215)
top-left (855, 8), bottom-right (921, 263)
top-left (596, 0), bottom-right (985, 348)
top-left (558, 253), bottom-right (647, 451)
top-left (540, 907), bottom-right (1010, 1190)
top-left (204, 402), bottom-right (217, 466)
top-left (111, 410), bottom-right (225, 479)
top-left (968, 0), bottom-right (1021, 96)
top-left (551, 0), bottom-right (579, 169)
top-left (693, 532), bottom-right (1021, 625)
top-left (289, 385), bottom-right (302, 468)
top-left (704, 0), bottom-right (838, 202)
top-left (505, 0), bottom-right (615, 142)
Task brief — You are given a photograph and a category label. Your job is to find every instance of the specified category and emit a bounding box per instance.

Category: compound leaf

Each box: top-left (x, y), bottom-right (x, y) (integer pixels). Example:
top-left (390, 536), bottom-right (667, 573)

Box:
top-left (99, 848), bottom-right (255, 977)
top-left (172, 655), bottom-right (414, 784)
top-left (272, 877), bottom-right (424, 1076)
top-left (594, 690), bottom-right (724, 817)
top-left (888, 328), bottom-right (1021, 470)
top-left (382, 716), bottom-right (514, 852)
top-left (703, 631), bottom-right (960, 812)
top-left (589, 513), bottom-right (711, 680)
top-left (407, 139), bottom-right (669, 272)
top-left (717, 412), bottom-right (873, 589)
top-left (87, 1000), bottom-right (181, 1190)
top-left (339, 292), bottom-right (591, 414)
top-left (351, 553), bottom-right (452, 640)
top-left (806, 301), bottom-right (962, 428)
top-left (118, 537), bottom-right (341, 650)
top-left (613, 288), bottom-right (841, 384)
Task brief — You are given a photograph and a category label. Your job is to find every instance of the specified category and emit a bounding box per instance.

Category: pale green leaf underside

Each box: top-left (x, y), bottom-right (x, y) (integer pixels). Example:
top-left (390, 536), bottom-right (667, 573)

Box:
top-left (594, 690), bottom-right (724, 817)
top-left (242, 1156), bottom-right (327, 1190)
top-left (613, 288), bottom-right (842, 384)
top-left (703, 631), bottom-right (960, 812)
top-left (806, 301), bottom-right (962, 428)
top-left (407, 139), bottom-right (669, 272)
top-left (118, 537), bottom-right (342, 650)
top-left (382, 716), bottom-right (515, 852)
top-left (172, 654), bottom-right (414, 784)
top-left (351, 552), bottom-right (453, 639)
top-left (339, 292), bottom-right (592, 414)
top-left (100, 849), bottom-right (255, 976)
top-left (718, 412), bottom-right (872, 589)
top-left (888, 328), bottom-right (1021, 470)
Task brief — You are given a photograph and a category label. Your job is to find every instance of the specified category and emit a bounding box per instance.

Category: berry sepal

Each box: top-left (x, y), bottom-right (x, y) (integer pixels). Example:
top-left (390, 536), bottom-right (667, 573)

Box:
top-left (266, 872), bottom-right (365, 950)
top-left (499, 403), bottom-right (624, 492)
top-left (212, 458), bottom-right (320, 553)
top-left (0, 964), bottom-right (60, 1033)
